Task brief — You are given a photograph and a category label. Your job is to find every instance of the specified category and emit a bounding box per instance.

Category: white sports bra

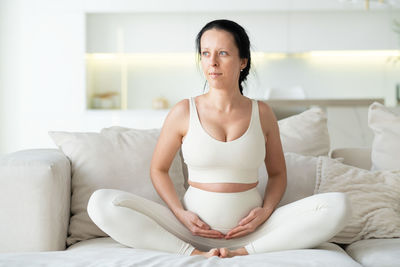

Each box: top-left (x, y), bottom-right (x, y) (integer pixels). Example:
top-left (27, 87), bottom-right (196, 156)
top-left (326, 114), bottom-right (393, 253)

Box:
top-left (181, 97), bottom-right (266, 184)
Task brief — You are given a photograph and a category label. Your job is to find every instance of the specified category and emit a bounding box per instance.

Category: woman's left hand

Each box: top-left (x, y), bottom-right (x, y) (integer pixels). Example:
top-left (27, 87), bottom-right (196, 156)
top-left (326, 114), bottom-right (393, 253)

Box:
top-left (225, 207), bottom-right (274, 239)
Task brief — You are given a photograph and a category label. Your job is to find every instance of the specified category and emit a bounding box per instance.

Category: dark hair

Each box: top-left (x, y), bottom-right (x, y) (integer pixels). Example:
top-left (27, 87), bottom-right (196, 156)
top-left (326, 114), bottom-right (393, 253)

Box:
top-left (195, 19), bottom-right (251, 95)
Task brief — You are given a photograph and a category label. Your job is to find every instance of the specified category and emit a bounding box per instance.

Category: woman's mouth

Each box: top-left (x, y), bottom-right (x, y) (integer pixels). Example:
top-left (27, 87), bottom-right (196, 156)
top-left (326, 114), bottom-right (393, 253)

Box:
top-left (209, 72), bottom-right (222, 78)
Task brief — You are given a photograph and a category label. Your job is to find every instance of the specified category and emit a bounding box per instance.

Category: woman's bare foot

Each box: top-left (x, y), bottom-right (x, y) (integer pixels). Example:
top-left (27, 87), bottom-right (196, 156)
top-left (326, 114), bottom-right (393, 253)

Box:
top-left (190, 248), bottom-right (220, 258)
top-left (219, 247), bottom-right (249, 258)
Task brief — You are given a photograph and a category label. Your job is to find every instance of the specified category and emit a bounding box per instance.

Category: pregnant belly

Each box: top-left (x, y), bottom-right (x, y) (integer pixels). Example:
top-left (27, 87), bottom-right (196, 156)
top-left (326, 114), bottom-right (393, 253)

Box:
top-left (182, 186), bottom-right (263, 234)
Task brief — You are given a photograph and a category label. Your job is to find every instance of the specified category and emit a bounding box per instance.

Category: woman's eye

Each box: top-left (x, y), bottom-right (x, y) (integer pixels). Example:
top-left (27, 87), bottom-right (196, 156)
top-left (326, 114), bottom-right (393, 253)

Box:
top-left (202, 51), bottom-right (209, 56)
top-left (220, 51), bottom-right (228, 55)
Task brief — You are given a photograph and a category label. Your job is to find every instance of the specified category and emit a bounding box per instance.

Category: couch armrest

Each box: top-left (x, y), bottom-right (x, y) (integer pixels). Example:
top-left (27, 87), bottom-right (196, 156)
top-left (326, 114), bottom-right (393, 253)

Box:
top-left (329, 147), bottom-right (372, 170)
top-left (0, 149), bottom-right (71, 252)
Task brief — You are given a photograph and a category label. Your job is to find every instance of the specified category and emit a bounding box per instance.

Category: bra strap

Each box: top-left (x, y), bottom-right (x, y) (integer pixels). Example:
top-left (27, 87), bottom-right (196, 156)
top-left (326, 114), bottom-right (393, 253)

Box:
top-left (252, 99), bottom-right (263, 132)
top-left (188, 97), bottom-right (200, 130)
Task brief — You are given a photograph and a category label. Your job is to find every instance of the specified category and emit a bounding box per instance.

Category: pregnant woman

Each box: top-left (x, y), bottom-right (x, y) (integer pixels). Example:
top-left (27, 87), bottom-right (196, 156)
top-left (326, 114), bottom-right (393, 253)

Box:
top-left (88, 19), bottom-right (351, 258)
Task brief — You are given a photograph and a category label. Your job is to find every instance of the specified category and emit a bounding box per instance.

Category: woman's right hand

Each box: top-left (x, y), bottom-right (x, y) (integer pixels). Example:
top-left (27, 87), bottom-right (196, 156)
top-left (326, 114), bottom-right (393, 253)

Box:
top-left (175, 209), bottom-right (225, 239)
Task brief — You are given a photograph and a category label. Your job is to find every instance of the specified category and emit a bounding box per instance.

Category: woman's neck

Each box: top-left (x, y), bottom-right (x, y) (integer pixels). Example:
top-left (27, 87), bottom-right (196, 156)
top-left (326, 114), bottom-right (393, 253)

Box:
top-left (204, 88), bottom-right (245, 112)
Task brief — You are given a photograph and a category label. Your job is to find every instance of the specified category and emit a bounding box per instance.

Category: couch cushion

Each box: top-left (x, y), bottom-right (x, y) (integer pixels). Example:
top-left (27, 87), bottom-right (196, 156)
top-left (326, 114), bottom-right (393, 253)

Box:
top-left (368, 102), bottom-right (400, 171)
top-left (315, 156), bottom-right (400, 244)
top-left (345, 238), bottom-right (400, 267)
top-left (62, 237), bottom-right (361, 267)
top-left (49, 127), bottom-right (186, 246)
top-left (0, 238), bottom-right (362, 267)
top-left (278, 107), bottom-right (330, 156)
top-left (329, 147), bottom-right (372, 170)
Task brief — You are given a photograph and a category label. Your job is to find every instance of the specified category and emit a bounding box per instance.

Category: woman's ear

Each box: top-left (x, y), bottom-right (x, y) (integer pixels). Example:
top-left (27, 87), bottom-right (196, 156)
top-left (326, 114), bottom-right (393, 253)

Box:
top-left (240, 58), bottom-right (248, 70)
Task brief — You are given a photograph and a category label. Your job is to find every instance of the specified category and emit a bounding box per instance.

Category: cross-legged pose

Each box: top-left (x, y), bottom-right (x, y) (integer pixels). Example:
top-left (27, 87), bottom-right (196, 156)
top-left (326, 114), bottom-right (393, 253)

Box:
top-left (88, 19), bottom-right (351, 258)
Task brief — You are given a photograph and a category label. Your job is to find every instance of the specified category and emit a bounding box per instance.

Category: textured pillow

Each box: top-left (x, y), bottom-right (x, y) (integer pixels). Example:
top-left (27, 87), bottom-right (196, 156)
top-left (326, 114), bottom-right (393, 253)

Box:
top-left (368, 102), bottom-right (400, 171)
top-left (257, 152), bottom-right (318, 208)
top-left (49, 127), bottom-right (186, 246)
top-left (314, 156), bottom-right (400, 244)
top-left (278, 107), bottom-right (330, 156)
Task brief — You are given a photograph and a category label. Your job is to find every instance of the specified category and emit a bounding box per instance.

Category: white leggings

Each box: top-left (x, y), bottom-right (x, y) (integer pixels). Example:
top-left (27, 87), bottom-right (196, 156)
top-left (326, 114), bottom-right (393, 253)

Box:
top-left (87, 187), bottom-right (351, 256)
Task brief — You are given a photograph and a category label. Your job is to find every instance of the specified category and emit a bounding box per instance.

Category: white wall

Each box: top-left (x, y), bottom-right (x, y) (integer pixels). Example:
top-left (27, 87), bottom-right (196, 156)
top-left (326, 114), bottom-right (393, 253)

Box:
top-left (0, 0), bottom-right (400, 155)
top-left (0, 0), bottom-right (25, 156)
top-left (87, 11), bottom-right (400, 53)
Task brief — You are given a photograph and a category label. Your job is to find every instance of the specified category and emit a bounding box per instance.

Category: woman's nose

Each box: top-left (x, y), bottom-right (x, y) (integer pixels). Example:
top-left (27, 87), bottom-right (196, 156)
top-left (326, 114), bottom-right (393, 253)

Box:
top-left (210, 55), bottom-right (219, 67)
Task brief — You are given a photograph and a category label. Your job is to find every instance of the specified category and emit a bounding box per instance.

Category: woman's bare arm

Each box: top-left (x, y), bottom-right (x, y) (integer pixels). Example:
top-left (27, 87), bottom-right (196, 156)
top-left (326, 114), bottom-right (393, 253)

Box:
top-left (261, 102), bottom-right (287, 212)
top-left (150, 100), bottom-right (187, 215)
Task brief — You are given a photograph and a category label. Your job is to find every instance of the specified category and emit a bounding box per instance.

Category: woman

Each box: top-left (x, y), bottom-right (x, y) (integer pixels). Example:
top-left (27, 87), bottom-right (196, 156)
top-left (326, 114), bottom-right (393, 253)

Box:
top-left (88, 19), bottom-right (351, 258)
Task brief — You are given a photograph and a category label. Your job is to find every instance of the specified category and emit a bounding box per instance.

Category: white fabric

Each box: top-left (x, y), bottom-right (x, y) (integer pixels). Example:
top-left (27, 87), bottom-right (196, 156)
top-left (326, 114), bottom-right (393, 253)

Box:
top-left (315, 156), bottom-right (400, 244)
top-left (278, 107), bottom-right (330, 156)
top-left (182, 97), bottom-right (265, 184)
top-left (368, 102), bottom-right (400, 171)
top-left (182, 186), bottom-right (263, 234)
top-left (257, 152), bottom-right (318, 208)
top-left (345, 238), bottom-right (400, 267)
top-left (0, 237), bottom-right (362, 267)
top-left (88, 188), bottom-right (351, 255)
top-left (48, 128), bottom-right (186, 246)
top-left (0, 149), bottom-right (70, 252)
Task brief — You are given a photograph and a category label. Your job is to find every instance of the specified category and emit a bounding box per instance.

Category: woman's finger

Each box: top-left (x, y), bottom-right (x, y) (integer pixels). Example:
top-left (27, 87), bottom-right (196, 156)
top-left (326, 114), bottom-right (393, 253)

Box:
top-left (227, 228), bottom-right (249, 238)
top-left (193, 228), bottom-right (224, 238)
top-left (195, 219), bottom-right (210, 229)
top-left (197, 233), bottom-right (224, 238)
top-left (239, 214), bottom-right (256, 226)
top-left (225, 225), bottom-right (245, 238)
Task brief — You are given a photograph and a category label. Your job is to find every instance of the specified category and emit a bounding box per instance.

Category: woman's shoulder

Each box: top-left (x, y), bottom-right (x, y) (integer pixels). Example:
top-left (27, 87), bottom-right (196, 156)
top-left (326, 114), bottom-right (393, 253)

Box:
top-left (159, 99), bottom-right (190, 138)
top-left (254, 99), bottom-right (274, 117)
top-left (169, 98), bottom-right (190, 118)
top-left (163, 99), bottom-right (190, 130)
top-left (254, 99), bottom-right (277, 134)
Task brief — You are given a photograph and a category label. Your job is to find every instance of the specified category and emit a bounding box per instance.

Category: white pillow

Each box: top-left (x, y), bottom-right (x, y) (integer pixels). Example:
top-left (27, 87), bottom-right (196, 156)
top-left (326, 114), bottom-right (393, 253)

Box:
top-left (368, 102), bottom-right (400, 171)
top-left (257, 152), bottom-right (318, 208)
top-left (49, 127), bottom-right (186, 246)
top-left (278, 107), bottom-right (330, 156)
top-left (315, 156), bottom-right (400, 244)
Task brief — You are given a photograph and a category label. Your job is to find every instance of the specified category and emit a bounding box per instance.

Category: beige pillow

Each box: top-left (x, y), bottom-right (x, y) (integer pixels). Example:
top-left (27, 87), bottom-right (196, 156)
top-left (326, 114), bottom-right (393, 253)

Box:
top-left (278, 107), bottom-right (330, 156)
top-left (314, 156), bottom-right (400, 244)
top-left (49, 127), bottom-right (186, 246)
top-left (256, 152), bottom-right (318, 208)
top-left (368, 102), bottom-right (400, 171)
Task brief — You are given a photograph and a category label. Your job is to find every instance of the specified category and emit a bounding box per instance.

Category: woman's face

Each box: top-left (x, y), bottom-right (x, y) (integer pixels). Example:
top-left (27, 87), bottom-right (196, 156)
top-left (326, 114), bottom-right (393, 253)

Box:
top-left (200, 29), bottom-right (247, 91)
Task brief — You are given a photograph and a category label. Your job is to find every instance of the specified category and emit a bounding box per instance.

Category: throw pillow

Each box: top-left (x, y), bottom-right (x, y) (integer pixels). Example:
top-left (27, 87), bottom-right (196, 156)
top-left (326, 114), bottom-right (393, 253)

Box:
top-left (278, 107), bottom-right (330, 156)
top-left (314, 156), bottom-right (400, 244)
top-left (257, 152), bottom-right (318, 208)
top-left (49, 127), bottom-right (186, 246)
top-left (368, 102), bottom-right (400, 171)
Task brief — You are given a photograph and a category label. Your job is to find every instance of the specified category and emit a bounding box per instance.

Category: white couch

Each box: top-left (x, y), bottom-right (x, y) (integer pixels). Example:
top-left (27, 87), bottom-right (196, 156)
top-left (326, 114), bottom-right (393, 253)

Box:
top-left (0, 103), bottom-right (399, 267)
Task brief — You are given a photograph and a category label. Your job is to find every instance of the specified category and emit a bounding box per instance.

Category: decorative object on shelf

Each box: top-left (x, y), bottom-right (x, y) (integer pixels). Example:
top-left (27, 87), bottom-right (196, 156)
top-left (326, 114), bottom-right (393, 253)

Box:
top-left (152, 96), bottom-right (169, 109)
top-left (91, 92), bottom-right (120, 109)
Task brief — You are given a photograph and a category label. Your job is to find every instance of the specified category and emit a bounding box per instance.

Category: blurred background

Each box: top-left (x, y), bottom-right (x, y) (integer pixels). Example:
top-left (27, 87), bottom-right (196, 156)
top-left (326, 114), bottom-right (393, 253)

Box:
top-left (0, 0), bottom-right (399, 154)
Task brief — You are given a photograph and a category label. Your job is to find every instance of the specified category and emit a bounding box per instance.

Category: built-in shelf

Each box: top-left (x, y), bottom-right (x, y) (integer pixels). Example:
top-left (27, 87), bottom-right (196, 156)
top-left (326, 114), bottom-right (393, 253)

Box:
top-left (262, 98), bottom-right (385, 119)
top-left (264, 98), bottom-right (385, 107)
top-left (85, 10), bottom-right (400, 109)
